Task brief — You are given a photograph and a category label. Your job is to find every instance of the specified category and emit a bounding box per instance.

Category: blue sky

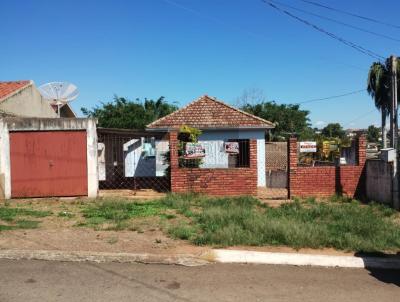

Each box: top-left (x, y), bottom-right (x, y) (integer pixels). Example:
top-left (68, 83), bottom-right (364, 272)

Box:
top-left (1, 0), bottom-right (399, 128)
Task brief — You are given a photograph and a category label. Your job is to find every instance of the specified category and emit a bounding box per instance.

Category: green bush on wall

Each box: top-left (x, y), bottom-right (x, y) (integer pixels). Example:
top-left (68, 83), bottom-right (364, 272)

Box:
top-left (162, 125), bottom-right (204, 175)
top-left (177, 125), bottom-right (203, 168)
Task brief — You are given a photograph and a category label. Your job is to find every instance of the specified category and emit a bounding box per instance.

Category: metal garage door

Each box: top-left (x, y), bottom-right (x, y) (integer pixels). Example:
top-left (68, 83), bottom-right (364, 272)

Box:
top-left (10, 131), bottom-right (88, 198)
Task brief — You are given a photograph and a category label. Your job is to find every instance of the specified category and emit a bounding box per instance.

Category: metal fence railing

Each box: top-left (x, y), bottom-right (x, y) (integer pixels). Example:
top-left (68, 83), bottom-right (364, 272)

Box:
top-left (297, 139), bottom-right (356, 167)
top-left (264, 142), bottom-right (288, 199)
top-left (97, 128), bottom-right (170, 192)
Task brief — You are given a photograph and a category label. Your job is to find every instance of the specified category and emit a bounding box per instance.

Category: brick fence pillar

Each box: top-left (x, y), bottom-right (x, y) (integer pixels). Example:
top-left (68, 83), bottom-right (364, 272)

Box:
top-left (169, 131), bottom-right (179, 192)
top-left (249, 139), bottom-right (257, 169)
top-left (287, 137), bottom-right (298, 199)
top-left (357, 134), bottom-right (367, 166)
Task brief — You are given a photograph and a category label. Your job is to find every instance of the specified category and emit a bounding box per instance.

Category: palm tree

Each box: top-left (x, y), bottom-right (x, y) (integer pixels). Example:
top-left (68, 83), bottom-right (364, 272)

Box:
top-left (367, 61), bottom-right (391, 148)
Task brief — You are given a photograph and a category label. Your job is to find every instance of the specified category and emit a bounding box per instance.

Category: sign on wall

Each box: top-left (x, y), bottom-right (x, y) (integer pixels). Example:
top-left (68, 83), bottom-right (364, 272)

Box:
top-left (224, 142), bottom-right (239, 154)
top-left (300, 141), bottom-right (317, 153)
top-left (185, 143), bottom-right (205, 159)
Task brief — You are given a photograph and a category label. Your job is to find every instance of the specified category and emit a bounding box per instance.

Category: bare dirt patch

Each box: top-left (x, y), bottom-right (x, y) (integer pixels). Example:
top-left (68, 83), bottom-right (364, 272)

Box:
top-left (0, 198), bottom-right (207, 256)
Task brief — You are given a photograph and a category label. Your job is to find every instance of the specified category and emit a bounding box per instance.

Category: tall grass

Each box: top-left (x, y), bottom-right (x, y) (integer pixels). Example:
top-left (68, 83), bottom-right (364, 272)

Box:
top-left (79, 194), bottom-right (400, 252)
top-left (163, 194), bottom-right (400, 252)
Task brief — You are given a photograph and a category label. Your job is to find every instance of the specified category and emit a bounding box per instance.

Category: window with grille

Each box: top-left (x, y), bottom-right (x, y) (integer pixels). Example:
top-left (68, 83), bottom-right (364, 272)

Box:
top-left (228, 139), bottom-right (250, 168)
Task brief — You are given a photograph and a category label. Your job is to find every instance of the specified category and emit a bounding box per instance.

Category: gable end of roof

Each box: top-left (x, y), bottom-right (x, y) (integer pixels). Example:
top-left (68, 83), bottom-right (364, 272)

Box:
top-left (147, 95), bottom-right (275, 130)
top-left (0, 80), bottom-right (33, 103)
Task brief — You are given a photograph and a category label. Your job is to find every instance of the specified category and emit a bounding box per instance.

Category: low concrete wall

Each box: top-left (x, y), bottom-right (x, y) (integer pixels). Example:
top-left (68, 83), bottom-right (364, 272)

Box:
top-left (3, 117), bottom-right (92, 131)
top-left (0, 120), bottom-right (10, 199)
top-left (0, 174), bottom-right (4, 199)
top-left (366, 159), bottom-right (392, 205)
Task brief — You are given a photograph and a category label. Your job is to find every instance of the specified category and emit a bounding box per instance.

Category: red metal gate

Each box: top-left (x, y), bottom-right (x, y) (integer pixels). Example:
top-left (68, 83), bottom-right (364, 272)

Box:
top-left (10, 131), bottom-right (88, 198)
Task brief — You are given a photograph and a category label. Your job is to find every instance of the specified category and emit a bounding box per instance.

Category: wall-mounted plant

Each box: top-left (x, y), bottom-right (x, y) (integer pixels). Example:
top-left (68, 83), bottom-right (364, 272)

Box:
top-left (178, 125), bottom-right (202, 142)
top-left (162, 125), bottom-right (204, 177)
top-left (178, 125), bottom-right (203, 168)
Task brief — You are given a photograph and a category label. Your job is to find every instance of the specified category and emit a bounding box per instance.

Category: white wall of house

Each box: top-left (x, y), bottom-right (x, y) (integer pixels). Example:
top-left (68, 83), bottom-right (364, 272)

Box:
top-left (122, 139), bottom-right (169, 177)
top-left (198, 129), bottom-right (266, 187)
top-left (0, 84), bottom-right (58, 118)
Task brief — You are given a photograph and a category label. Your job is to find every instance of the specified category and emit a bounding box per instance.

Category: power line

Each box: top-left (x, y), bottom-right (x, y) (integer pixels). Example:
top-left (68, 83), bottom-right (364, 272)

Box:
top-left (300, 0), bottom-right (400, 30)
top-left (271, 0), bottom-right (400, 43)
top-left (343, 109), bottom-right (376, 127)
top-left (295, 89), bottom-right (366, 104)
top-left (160, 0), bottom-right (270, 42)
top-left (262, 1), bottom-right (385, 60)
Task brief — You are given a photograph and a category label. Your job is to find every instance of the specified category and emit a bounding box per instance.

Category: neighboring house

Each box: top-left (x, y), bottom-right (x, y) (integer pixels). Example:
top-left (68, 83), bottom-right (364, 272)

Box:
top-left (147, 95), bottom-right (275, 188)
top-left (0, 80), bottom-right (76, 118)
top-left (346, 128), bottom-right (367, 139)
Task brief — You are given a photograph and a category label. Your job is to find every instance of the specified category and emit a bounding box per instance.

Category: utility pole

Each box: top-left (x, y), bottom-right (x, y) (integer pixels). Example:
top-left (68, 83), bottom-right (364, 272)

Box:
top-left (390, 55), bottom-right (399, 209)
top-left (390, 55), bottom-right (398, 149)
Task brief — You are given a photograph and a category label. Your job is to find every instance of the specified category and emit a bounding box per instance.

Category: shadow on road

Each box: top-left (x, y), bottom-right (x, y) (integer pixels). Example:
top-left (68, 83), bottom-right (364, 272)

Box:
top-left (355, 252), bottom-right (400, 287)
top-left (365, 268), bottom-right (400, 287)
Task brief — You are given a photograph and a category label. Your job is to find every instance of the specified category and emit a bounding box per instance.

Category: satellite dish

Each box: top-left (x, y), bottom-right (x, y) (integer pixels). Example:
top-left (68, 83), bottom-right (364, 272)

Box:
top-left (38, 82), bottom-right (79, 117)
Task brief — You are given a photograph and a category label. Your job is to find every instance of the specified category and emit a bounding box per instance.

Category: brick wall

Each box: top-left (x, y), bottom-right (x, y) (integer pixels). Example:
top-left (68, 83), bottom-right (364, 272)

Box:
top-left (169, 131), bottom-right (257, 196)
top-left (288, 136), bottom-right (366, 198)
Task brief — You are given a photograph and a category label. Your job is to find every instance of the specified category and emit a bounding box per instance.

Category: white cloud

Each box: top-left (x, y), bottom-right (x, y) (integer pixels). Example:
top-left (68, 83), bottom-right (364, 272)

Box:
top-left (314, 120), bottom-right (326, 127)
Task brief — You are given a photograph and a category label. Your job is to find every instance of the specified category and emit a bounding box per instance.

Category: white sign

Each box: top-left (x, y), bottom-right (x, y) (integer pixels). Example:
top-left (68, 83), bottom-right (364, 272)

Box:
top-left (300, 141), bottom-right (317, 153)
top-left (224, 142), bottom-right (239, 154)
top-left (185, 143), bottom-right (205, 159)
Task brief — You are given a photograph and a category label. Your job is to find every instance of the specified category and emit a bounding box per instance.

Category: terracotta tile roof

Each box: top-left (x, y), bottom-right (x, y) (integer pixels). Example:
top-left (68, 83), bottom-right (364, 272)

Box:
top-left (147, 95), bottom-right (274, 130)
top-left (0, 81), bottom-right (31, 102)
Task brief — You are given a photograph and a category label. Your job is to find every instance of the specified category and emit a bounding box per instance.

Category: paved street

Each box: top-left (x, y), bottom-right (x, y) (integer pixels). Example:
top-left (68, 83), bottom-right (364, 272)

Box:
top-left (0, 259), bottom-right (399, 302)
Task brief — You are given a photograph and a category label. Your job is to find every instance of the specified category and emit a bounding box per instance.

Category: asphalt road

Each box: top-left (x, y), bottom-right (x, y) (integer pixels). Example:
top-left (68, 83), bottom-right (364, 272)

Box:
top-left (0, 259), bottom-right (399, 302)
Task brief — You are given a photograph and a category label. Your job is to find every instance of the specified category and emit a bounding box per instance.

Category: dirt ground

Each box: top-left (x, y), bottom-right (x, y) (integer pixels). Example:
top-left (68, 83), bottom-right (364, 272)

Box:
top-left (0, 197), bottom-right (209, 256)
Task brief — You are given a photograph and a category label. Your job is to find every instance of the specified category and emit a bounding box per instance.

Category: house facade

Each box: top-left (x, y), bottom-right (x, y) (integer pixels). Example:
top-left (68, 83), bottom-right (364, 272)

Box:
top-left (0, 80), bottom-right (76, 118)
top-left (147, 95), bottom-right (274, 195)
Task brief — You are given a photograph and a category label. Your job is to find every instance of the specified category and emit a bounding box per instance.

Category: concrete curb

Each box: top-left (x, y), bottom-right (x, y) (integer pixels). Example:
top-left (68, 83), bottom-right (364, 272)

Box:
top-left (212, 249), bottom-right (400, 269)
top-left (0, 249), bottom-right (210, 267)
top-left (1, 249), bottom-right (399, 269)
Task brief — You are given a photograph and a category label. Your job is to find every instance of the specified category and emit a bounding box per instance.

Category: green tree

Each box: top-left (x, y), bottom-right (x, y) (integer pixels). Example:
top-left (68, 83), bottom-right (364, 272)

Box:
top-left (367, 58), bottom-right (400, 148)
top-left (241, 101), bottom-right (312, 140)
top-left (367, 125), bottom-right (380, 143)
top-left (321, 123), bottom-right (345, 139)
top-left (81, 96), bottom-right (178, 129)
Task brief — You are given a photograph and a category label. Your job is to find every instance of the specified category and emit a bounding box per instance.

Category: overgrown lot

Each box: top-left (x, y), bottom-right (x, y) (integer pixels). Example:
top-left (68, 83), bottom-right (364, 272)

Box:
top-left (78, 194), bottom-right (400, 253)
top-left (1, 194), bottom-right (400, 253)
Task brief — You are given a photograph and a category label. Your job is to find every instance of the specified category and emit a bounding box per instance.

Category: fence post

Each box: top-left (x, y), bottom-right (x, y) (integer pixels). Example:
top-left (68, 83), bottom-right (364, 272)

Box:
top-left (357, 135), bottom-right (366, 166)
top-left (355, 135), bottom-right (368, 201)
top-left (0, 120), bottom-right (11, 199)
top-left (287, 137), bottom-right (297, 199)
top-left (169, 131), bottom-right (179, 193)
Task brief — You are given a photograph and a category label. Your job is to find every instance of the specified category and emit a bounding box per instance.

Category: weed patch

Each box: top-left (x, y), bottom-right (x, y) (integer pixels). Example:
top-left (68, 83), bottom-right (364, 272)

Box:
top-left (80, 199), bottom-right (166, 229)
top-left (0, 206), bottom-right (51, 231)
